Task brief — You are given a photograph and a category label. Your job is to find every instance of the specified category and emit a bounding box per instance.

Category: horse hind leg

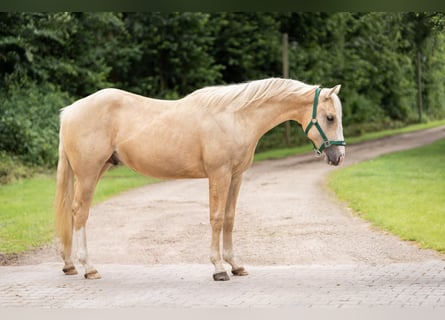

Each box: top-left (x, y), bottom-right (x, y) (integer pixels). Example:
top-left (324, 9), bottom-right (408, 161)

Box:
top-left (70, 155), bottom-right (117, 279)
top-left (74, 226), bottom-right (100, 279)
top-left (61, 244), bottom-right (77, 275)
top-left (71, 174), bottom-right (101, 279)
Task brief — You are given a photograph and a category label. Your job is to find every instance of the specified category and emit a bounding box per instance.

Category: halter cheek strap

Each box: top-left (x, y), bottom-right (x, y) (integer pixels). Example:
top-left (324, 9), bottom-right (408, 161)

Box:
top-left (304, 87), bottom-right (346, 156)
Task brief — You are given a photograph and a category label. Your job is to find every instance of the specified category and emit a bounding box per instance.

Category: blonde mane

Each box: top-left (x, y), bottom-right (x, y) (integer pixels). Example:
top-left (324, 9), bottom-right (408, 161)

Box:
top-left (185, 78), bottom-right (319, 112)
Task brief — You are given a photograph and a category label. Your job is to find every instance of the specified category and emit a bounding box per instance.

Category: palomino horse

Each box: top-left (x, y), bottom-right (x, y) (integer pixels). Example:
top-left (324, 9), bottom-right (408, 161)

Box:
top-left (55, 78), bottom-right (346, 281)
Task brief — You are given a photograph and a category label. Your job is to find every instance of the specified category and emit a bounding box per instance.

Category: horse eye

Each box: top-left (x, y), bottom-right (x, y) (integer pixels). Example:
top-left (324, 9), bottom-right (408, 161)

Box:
top-left (327, 115), bottom-right (335, 122)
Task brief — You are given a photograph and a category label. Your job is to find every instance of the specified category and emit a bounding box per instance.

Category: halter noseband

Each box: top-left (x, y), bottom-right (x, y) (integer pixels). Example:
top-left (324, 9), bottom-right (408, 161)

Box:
top-left (304, 87), bottom-right (346, 156)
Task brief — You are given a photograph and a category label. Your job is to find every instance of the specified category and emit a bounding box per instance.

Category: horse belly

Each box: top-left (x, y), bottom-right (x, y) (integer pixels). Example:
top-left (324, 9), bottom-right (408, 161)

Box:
top-left (116, 138), bottom-right (207, 179)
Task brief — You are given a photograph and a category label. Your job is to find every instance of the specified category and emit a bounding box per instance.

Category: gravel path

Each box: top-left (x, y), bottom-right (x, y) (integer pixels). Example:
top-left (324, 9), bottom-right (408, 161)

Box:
top-left (1, 125), bottom-right (445, 307)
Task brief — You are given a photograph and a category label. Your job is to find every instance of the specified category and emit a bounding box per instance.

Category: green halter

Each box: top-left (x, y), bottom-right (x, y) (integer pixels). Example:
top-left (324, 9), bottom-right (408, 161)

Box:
top-left (304, 87), bottom-right (346, 156)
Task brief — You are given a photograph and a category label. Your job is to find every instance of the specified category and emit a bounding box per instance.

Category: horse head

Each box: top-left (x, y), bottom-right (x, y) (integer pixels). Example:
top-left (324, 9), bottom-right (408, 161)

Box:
top-left (303, 85), bottom-right (346, 166)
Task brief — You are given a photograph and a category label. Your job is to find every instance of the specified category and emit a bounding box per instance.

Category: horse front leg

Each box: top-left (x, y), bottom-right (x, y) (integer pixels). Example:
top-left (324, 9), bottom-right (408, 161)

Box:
top-left (223, 174), bottom-right (248, 277)
top-left (208, 172), bottom-right (232, 281)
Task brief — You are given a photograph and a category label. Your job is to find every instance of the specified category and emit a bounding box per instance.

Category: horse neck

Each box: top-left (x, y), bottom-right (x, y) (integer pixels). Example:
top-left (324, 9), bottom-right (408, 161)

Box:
top-left (237, 93), bottom-right (313, 143)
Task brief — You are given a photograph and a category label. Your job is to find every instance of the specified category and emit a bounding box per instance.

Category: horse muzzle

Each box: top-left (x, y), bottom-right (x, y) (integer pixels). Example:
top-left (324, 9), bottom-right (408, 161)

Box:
top-left (324, 146), bottom-right (345, 166)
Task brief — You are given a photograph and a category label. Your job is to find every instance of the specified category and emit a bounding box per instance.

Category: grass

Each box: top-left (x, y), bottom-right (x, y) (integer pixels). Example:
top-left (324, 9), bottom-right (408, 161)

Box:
top-left (345, 119), bottom-right (445, 145)
top-left (0, 166), bottom-right (157, 254)
top-left (0, 175), bottom-right (57, 254)
top-left (328, 138), bottom-right (445, 252)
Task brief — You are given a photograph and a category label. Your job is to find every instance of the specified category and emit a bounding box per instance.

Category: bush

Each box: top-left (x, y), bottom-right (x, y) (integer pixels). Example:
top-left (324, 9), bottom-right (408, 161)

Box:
top-left (0, 151), bottom-right (34, 184)
top-left (0, 80), bottom-right (73, 167)
top-left (341, 92), bottom-right (391, 136)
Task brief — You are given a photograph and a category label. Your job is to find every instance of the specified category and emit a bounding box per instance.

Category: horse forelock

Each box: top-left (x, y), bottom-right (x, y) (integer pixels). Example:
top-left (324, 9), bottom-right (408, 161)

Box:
top-left (185, 78), bottom-right (318, 112)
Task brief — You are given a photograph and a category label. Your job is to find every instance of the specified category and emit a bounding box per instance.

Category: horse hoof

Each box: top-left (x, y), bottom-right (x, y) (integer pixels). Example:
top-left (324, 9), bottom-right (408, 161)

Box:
top-left (62, 266), bottom-right (78, 275)
top-left (213, 271), bottom-right (230, 281)
top-left (84, 270), bottom-right (101, 280)
top-left (232, 267), bottom-right (249, 276)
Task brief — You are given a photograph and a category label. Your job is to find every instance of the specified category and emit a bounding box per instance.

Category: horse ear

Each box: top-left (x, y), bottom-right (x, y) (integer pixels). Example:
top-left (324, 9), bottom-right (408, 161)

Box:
top-left (327, 85), bottom-right (341, 97)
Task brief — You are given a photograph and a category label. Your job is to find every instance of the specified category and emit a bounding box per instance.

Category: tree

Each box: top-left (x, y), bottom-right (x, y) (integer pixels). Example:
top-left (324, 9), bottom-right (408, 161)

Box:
top-left (1, 12), bottom-right (445, 168)
top-left (209, 12), bottom-right (282, 84)
top-left (0, 12), bottom-right (130, 98)
top-left (402, 12), bottom-right (440, 122)
top-left (120, 12), bottom-right (223, 98)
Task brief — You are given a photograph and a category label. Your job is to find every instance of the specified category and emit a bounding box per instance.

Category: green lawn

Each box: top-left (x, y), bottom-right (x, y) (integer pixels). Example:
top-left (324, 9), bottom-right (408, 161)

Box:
top-left (0, 175), bottom-right (56, 253)
top-left (0, 166), bottom-right (157, 254)
top-left (328, 138), bottom-right (445, 252)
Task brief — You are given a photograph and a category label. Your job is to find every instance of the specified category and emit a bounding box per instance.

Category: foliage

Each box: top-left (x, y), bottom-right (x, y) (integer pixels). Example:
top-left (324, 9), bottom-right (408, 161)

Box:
top-left (328, 138), bottom-right (445, 252)
top-left (210, 12), bottom-right (282, 83)
top-left (423, 32), bottom-right (445, 119)
top-left (0, 80), bottom-right (72, 166)
top-left (118, 12), bottom-right (223, 97)
top-left (0, 151), bottom-right (34, 184)
top-left (0, 12), bottom-right (445, 171)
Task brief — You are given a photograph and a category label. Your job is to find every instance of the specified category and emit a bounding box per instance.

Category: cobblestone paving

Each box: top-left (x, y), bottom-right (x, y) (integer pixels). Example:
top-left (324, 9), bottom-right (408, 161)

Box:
top-left (1, 261), bottom-right (445, 308)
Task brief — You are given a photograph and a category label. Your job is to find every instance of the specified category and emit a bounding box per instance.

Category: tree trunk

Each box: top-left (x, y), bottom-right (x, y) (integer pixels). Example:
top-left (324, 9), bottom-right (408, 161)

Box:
top-left (416, 50), bottom-right (423, 122)
top-left (282, 33), bottom-right (290, 146)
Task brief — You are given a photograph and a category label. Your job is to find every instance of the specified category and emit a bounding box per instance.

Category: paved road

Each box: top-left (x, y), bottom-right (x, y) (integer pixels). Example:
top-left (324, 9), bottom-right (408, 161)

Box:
top-left (1, 126), bottom-right (445, 308)
top-left (1, 261), bottom-right (445, 307)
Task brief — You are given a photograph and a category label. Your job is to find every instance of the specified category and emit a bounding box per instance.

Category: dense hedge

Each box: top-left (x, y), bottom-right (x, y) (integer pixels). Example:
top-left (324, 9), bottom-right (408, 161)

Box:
top-left (1, 12), bottom-right (444, 170)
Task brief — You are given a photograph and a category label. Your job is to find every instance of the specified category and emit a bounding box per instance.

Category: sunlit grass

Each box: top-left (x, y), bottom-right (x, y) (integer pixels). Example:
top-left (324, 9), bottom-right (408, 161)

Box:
top-left (328, 138), bottom-right (445, 252)
top-left (0, 175), bottom-right (56, 254)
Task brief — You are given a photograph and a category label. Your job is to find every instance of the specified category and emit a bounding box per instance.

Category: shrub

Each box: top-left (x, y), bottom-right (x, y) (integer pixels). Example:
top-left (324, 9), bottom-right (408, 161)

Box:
top-left (0, 151), bottom-right (34, 184)
top-left (0, 80), bottom-right (73, 167)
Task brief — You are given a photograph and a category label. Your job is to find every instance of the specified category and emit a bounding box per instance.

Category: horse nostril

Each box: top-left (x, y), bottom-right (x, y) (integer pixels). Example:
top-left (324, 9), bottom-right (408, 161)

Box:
top-left (338, 154), bottom-right (345, 165)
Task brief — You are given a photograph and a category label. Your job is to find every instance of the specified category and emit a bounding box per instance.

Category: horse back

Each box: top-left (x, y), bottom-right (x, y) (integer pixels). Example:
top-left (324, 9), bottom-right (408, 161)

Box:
top-left (60, 88), bottom-right (254, 179)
